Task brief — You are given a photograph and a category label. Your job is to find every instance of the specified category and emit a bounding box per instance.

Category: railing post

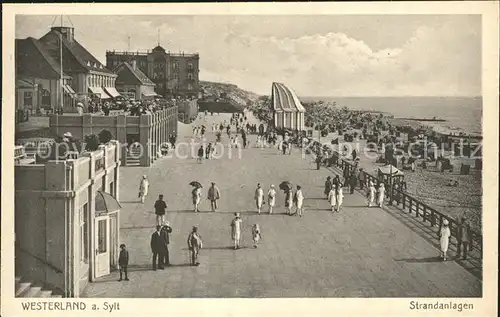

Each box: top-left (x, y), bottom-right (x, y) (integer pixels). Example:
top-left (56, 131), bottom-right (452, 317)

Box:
top-left (422, 205), bottom-right (427, 223)
top-left (415, 201), bottom-right (420, 218)
top-left (409, 199), bottom-right (412, 215)
top-left (402, 194), bottom-right (406, 209)
top-left (431, 209), bottom-right (435, 227)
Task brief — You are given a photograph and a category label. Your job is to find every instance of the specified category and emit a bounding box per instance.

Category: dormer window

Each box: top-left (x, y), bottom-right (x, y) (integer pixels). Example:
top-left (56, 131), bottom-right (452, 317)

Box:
top-left (99, 65), bottom-right (103, 69)
top-left (94, 63), bottom-right (98, 68)
top-left (86, 61), bottom-right (91, 67)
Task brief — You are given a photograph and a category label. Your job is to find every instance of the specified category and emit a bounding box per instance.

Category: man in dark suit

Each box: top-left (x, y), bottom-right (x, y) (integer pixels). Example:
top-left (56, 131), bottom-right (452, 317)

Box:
top-left (118, 244), bottom-right (129, 281)
top-left (151, 225), bottom-right (165, 270)
top-left (161, 222), bottom-right (173, 266)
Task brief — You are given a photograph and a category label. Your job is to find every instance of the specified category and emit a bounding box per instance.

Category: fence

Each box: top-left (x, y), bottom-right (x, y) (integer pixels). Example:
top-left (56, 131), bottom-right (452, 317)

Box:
top-left (311, 141), bottom-right (482, 257)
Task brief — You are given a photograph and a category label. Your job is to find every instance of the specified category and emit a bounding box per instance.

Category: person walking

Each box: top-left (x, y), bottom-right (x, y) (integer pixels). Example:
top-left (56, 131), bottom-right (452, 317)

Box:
top-left (284, 188), bottom-right (293, 215)
top-left (154, 195), bottom-right (167, 226)
top-left (151, 225), bottom-right (166, 270)
top-left (294, 185), bottom-right (305, 217)
top-left (439, 219), bottom-right (451, 261)
top-left (161, 222), bottom-right (173, 267)
top-left (205, 143), bottom-right (212, 160)
top-left (192, 186), bottom-right (202, 212)
top-left (324, 176), bottom-right (333, 199)
top-left (456, 215), bottom-right (472, 260)
top-left (377, 183), bottom-right (386, 208)
top-left (231, 212), bottom-right (243, 250)
top-left (187, 226), bottom-right (203, 266)
top-left (197, 145), bottom-right (204, 164)
top-left (138, 175), bottom-right (149, 204)
top-left (358, 168), bottom-right (366, 190)
top-left (267, 184), bottom-right (276, 214)
top-left (208, 182), bottom-right (221, 212)
top-left (327, 186), bottom-right (337, 213)
top-left (252, 224), bottom-right (262, 248)
top-left (367, 181), bottom-right (376, 207)
top-left (118, 244), bottom-right (129, 281)
top-left (335, 184), bottom-right (344, 212)
top-left (254, 183), bottom-right (264, 214)
top-left (349, 173), bottom-right (357, 194)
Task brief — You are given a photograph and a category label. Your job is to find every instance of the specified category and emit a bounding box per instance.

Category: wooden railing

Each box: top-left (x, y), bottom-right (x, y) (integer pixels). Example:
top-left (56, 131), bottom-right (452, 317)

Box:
top-left (310, 141), bottom-right (482, 257)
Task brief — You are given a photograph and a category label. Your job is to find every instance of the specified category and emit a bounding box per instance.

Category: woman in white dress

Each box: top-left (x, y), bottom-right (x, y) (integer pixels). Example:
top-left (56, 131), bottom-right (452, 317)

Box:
top-left (335, 184), bottom-right (344, 212)
top-left (377, 183), bottom-right (386, 208)
top-left (367, 181), bottom-right (376, 207)
top-left (294, 185), bottom-right (304, 217)
top-left (231, 213), bottom-right (243, 250)
top-left (192, 187), bottom-right (202, 213)
top-left (267, 185), bottom-right (276, 214)
top-left (439, 219), bottom-right (451, 260)
top-left (327, 187), bottom-right (337, 213)
top-left (254, 183), bottom-right (264, 214)
top-left (138, 175), bottom-right (149, 204)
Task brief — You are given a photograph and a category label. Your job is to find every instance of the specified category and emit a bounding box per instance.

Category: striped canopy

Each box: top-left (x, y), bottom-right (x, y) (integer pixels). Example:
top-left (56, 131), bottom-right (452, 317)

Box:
top-left (271, 82), bottom-right (305, 113)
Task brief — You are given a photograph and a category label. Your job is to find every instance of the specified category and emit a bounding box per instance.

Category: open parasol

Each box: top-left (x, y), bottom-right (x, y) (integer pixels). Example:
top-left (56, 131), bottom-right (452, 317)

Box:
top-left (279, 181), bottom-right (293, 191)
top-left (189, 181), bottom-right (203, 188)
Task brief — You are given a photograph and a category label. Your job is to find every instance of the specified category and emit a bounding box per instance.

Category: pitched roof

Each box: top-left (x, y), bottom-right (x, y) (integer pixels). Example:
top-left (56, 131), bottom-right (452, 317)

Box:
top-left (16, 38), bottom-right (70, 79)
top-left (39, 29), bottom-right (114, 74)
top-left (114, 62), bottom-right (155, 86)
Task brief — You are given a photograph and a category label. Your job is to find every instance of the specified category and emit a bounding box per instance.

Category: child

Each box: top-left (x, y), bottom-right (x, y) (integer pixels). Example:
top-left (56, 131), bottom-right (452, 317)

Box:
top-left (187, 226), bottom-right (203, 266)
top-left (118, 244), bottom-right (129, 281)
top-left (252, 224), bottom-right (262, 248)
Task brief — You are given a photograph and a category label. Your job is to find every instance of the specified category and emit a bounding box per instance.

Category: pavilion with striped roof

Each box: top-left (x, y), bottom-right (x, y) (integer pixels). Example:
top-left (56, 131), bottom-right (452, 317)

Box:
top-left (271, 82), bottom-right (306, 131)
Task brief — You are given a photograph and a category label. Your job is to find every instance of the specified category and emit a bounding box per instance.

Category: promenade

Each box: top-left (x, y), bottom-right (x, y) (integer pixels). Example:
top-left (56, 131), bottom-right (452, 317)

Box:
top-left (82, 114), bottom-right (481, 298)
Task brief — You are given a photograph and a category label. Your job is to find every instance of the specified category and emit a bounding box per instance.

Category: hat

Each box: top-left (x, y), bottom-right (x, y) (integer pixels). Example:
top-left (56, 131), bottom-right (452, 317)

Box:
top-left (63, 132), bottom-right (73, 138)
top-left (120, 244), bottom-right (126, 248)
top-left (192, 226), bottom-right (198, 231)
top-left (165, 221), bottom-right (170, 226)
top-left (270, 184), bottom-right (275, 188)
top-left (443, 219), bottom-right (449, 226)
top-left (234, 212), bottom-right (240, 217)
top-left (142, 175), bottom-right (147, 179)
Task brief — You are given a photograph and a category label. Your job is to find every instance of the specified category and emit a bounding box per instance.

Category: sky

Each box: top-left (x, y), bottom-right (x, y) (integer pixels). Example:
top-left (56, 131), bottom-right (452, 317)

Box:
top-left (15, 15), bottom-right (481, 97)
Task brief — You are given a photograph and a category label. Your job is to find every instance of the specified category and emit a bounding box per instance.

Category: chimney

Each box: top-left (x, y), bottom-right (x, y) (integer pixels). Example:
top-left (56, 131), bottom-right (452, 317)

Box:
top-left (51, 27), bottom-right (75, 43)
top-left (131, 60), bottom-right (137, 70)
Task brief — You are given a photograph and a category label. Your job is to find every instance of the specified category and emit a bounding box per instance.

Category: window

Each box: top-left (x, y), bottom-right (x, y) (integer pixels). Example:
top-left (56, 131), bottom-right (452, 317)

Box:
top-left (172, 62), bottom-right (178, 70)
top-left (173, 72), bottom-right (178, 79)
top-left (188, 62), bottom-right (193, 69)
top-left (109, 182), bottom-right (115, 197)
top-left (187, 73), bottom-right (193, 80)
top-left (188, 84), bottom-right (193, 91)
top-left (97, 219), bottom-right (107, 253)
top-left (80, 203), bottom-right (89, 263)
top-left (41, 89), bottom-right (50, 105)
top-left (23, 91), bottom-right (33, 106)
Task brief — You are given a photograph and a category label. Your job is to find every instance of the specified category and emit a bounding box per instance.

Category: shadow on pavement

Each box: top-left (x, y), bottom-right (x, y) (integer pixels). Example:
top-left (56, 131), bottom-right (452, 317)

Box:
top-left (394, 256), bottom-right (444, 263)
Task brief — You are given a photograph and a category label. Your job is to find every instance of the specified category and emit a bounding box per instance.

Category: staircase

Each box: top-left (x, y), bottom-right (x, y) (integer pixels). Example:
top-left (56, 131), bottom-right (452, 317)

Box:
top-left (15, 277), bottom-right (63, 298)
top-left (126, 145), bottom-right (142, 166)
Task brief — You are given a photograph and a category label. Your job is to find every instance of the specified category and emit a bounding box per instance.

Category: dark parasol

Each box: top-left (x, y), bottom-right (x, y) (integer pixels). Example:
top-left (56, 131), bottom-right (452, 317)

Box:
top-left (279, 181), bottom-right (293, 191)
top-left (189, 181), bottom-right (203, 188)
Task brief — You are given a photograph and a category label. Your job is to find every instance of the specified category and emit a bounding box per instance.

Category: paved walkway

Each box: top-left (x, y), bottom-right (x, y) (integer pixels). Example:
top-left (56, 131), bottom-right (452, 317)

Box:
top-left (82, 113), bottom-right (481, 298)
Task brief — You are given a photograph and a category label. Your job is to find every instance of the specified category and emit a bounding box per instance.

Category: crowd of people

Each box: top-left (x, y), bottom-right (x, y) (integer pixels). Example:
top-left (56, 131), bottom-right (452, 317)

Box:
top-left (117, 109), bottom-right (476, 282)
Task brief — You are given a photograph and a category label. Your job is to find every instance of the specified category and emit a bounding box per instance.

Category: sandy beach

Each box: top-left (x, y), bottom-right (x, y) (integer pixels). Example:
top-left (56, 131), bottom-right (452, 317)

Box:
top-left (317, 129), bottom-right (482, 232)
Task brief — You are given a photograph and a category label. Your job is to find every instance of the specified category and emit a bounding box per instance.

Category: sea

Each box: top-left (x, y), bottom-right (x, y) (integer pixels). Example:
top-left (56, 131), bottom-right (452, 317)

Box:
top-left (299, 96), bottom-right (483, 136)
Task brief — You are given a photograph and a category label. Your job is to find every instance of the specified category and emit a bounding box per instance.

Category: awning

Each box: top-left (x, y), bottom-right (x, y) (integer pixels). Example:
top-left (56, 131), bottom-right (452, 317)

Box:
top-left (88, 86), bottom-right (109, 99)
top-left (142, 91), bottom-right (158, 97)
top-left (95, 191), bottom-right (122, 215)
top-left (63, 85), bottom-right (75, 96)
top-left (103, 87), bottom-right (121, 98)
